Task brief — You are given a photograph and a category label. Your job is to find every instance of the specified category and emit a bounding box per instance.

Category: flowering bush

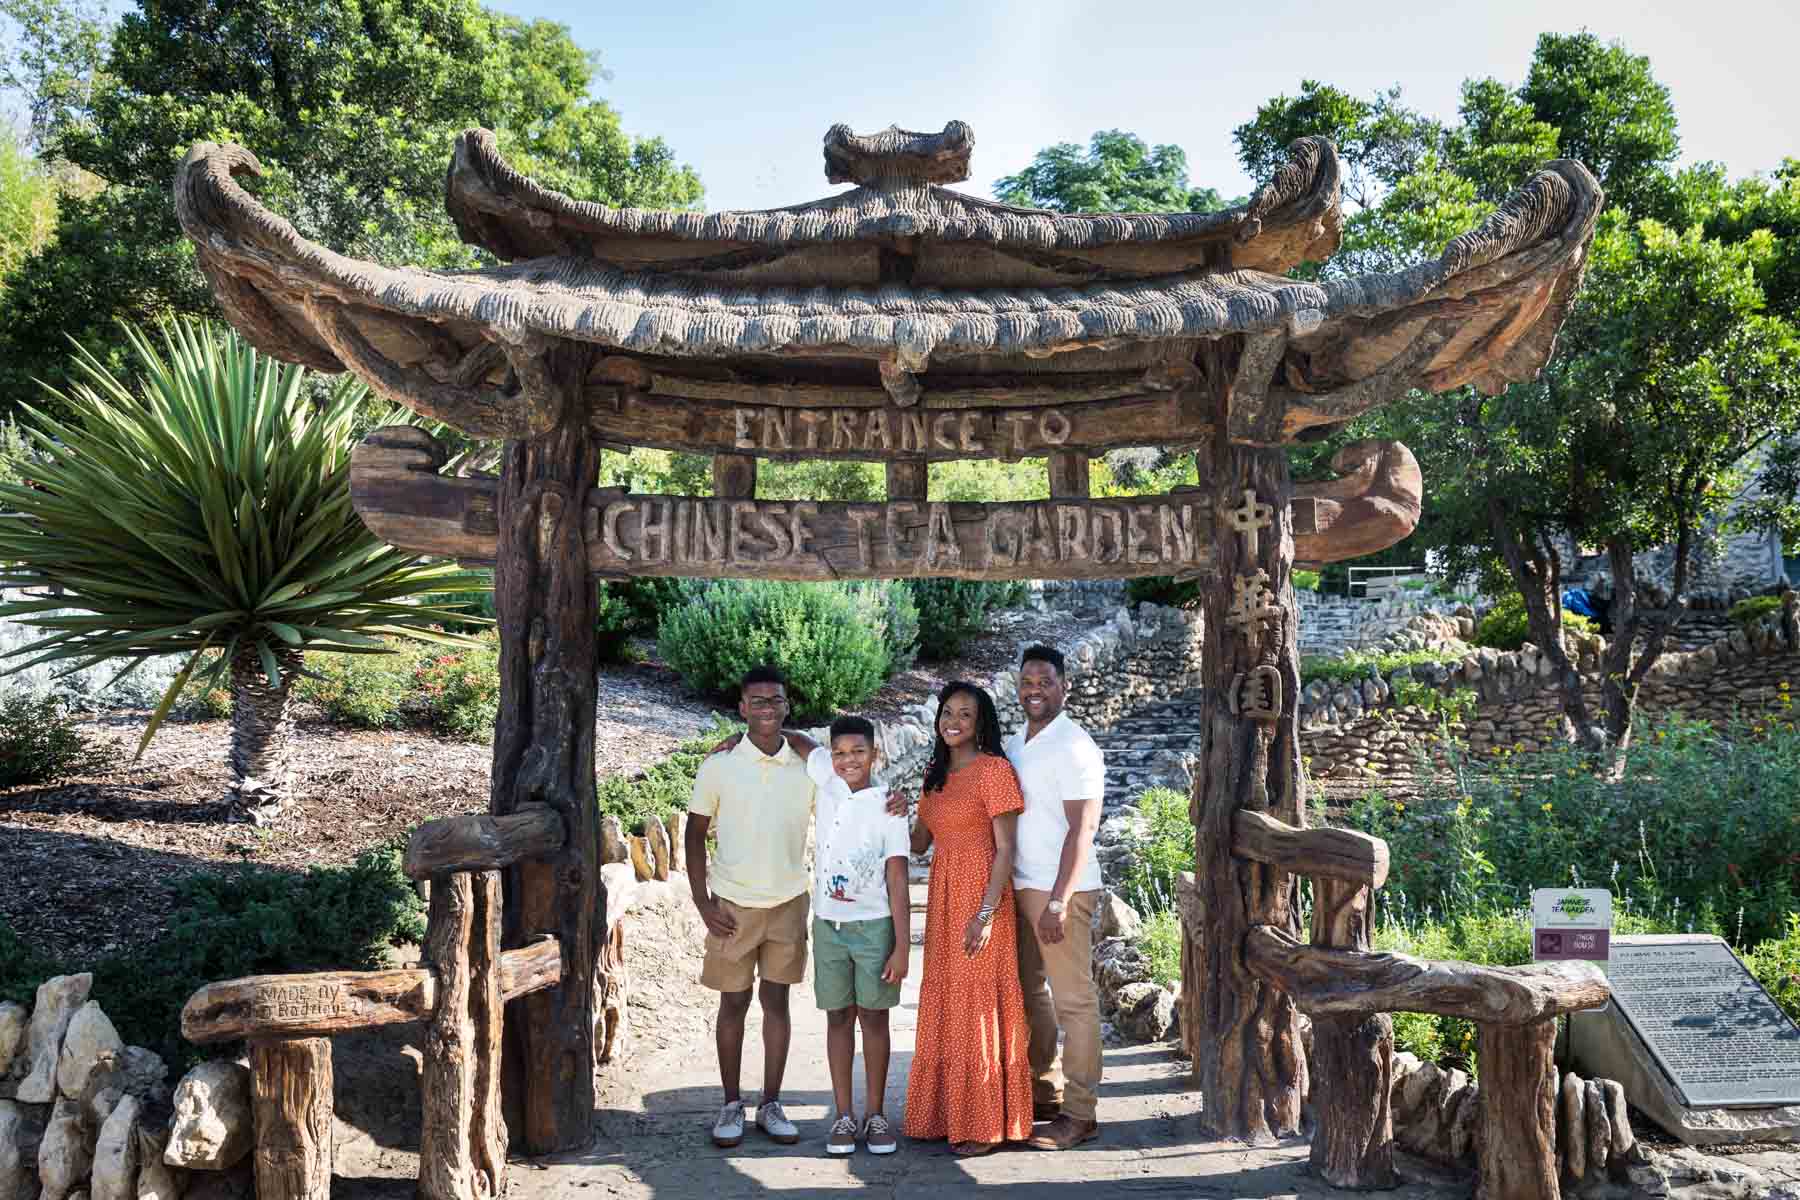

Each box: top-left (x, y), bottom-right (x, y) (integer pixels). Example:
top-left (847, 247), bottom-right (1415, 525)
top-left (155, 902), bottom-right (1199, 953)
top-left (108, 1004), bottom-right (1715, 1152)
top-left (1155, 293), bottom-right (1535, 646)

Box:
top-left (413, 633), bottom-right (502, 741)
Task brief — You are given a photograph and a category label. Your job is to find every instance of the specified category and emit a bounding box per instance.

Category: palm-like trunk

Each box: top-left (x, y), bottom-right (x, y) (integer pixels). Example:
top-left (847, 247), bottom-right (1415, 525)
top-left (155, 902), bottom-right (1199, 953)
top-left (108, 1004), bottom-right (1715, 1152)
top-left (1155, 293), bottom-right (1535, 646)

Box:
top-left (228, 645), bottom-right (303, 824)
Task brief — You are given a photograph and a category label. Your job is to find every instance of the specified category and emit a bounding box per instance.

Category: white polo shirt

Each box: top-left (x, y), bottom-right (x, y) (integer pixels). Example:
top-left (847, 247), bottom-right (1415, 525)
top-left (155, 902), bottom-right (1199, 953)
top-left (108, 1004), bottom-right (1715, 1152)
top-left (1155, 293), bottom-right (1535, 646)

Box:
top-left (1005, 711), bottom-right (1106, 893)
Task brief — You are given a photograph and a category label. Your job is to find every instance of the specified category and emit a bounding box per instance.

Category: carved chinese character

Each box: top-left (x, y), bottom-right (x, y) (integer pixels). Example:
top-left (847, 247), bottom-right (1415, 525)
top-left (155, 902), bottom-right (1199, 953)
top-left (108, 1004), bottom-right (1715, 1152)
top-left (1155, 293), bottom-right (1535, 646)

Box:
top-left (1225, 569), bottom-right (1283, 636)
top-left (1230, 666), bottom-right (1283, 721)
top-left (1227, 488), bottom-right (1274, 559)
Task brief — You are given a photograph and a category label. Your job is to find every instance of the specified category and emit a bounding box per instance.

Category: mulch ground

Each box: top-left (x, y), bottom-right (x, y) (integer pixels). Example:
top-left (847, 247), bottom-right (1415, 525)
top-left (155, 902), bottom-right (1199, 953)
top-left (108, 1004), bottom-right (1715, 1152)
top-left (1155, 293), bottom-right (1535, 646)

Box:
top-left (0, 611), bottom-right (1086, 965)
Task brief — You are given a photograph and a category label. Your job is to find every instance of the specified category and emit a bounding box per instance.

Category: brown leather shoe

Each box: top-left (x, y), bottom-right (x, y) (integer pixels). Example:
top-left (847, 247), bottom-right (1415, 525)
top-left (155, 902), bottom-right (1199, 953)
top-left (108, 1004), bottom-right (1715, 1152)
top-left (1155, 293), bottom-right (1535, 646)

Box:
top-left (1027, 1114), bottom-right (1099, 1150)
top-left (1032, 1099), bottom-right (1062, 1122)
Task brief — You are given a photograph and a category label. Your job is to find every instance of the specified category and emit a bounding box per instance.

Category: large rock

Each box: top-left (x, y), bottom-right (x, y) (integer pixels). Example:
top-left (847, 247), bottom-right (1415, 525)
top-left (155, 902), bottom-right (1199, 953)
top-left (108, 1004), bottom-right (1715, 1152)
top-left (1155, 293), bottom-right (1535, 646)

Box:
top-left (163, 1064), bottom-right (250, 1171)
top-left (1092, 892), bottom-right (1143, 941)
top-left (17, 978), bottom-right (92, 1104)
top-left (0, 1006), bottom-right (26, 1081)
top-left (134, 1125), bottom-right (183, 1200)
top-left (1628, 1146), bottom-right (1768, 1200)
top-left (90, 1096), bottom-right (139, 1200)
top-left (1113, 982), bottom-right (1175, 1042)
top-left (0, 1100), bottom-right (45, 1200)
top-left (56, 1006), bottom-right (122, 1103)
top-left (36, 1101), bottom-right (90, 1200)
top-left (80, 1049), bottom-right (168, 1129)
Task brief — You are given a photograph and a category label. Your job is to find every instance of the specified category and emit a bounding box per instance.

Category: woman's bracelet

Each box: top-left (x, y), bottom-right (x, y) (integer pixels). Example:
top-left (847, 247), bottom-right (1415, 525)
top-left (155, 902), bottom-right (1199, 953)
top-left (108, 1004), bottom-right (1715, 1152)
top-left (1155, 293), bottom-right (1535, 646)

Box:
top-left (974, 904), bottom-right (996, 926)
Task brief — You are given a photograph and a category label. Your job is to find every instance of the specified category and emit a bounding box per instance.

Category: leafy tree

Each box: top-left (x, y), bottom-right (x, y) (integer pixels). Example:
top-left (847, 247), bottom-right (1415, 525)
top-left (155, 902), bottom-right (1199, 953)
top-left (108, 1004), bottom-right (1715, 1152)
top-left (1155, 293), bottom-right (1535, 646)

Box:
top-left (0, 131), bottom-right (53, 279)
top-left (0, 0), bottom-right (702, 413)
top-left (0, 0), bottom-right (107, 152)
top-left (993, 129), bottom-right (1231, 214)
top-left (0, 320), bottom-right (483, 822)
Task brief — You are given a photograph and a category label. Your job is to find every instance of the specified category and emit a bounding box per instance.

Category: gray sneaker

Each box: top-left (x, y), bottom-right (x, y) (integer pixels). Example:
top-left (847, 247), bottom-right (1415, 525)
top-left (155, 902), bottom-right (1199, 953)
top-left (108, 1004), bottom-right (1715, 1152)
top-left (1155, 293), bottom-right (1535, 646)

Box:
top-left (863, 1113), bottom-right (897, 1155)
top-left (757, 1098), bottom-right (799, 1144)
top-left (712, 1100), bottom-right (746, 1148)
top-left (826, 1113), bottom-right (857, 1155)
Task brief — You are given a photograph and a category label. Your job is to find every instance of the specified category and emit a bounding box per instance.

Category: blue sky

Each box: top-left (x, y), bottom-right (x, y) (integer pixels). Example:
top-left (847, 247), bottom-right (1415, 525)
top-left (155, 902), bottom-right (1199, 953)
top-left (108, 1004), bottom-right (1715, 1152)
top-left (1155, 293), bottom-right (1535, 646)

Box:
top-left (488, 0), bottom-right (1799, 212)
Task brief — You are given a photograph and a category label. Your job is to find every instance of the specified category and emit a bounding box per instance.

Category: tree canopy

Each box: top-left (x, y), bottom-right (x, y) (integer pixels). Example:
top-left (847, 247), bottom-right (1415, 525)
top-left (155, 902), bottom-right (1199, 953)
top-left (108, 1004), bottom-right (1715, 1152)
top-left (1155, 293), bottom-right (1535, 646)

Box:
top-left (993, 129), bottom-right (1232, 214)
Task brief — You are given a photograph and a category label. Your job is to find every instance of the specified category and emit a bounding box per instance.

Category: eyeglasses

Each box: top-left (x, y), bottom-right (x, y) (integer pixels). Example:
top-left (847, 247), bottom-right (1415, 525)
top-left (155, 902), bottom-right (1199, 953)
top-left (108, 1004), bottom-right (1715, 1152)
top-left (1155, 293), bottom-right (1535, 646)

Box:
top-left (744, 696), bottom-right (788, 711)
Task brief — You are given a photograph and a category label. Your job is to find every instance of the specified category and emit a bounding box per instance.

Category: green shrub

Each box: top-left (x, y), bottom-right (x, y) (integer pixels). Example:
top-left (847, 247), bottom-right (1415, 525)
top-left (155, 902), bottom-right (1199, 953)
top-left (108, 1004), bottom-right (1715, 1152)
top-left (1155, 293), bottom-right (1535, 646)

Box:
top-left (414, 632), bottom-right (502, 740)
top-left (1136, 908), bottom-right (1181, 988)
top-left (1473, 592), bottom-right (1593, 651)
top-left (857, 582), bottom-right (920, 675)
top-left (595, 584), bottom-right (636, 665)
top-left (0, 691), bottom-right (114, 785)
top-left (1125, 575), bottom-right (1201, 610)
top-left (2, 843), bottom-right (424, 1069)
top-left (1730, 595), bottom-right (1784, 626)
top-left (1745, 913), bottom-right (1800, 1024)
top-left (904, 579), bottom-right (1025, 660)
top-left (1293, 569), bottom-right (1322, 592)
top-left (0, 916), bottom-right (59, 1005)
top-left (417, 569), bottom-right (497, 634)
top-left (294, 646), bottom-right (425, 729)
top-left (1299, 647), bottom-right (1464, 687)
top-left (657, 581), bottom-right (892, 721)
top-left (595, 716), bottom-right (742, 833)
top-left (1118, 787), bottom-right (1194, 916)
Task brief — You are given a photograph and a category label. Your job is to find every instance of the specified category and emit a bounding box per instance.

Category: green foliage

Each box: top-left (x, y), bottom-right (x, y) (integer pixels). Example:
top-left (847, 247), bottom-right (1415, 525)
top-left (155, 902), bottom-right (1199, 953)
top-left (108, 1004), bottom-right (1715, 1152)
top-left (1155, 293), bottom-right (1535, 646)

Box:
top-left (0, 321), bottom-right (483, 752)
top-left (904, 579), bottom-right (1022, 661)
top-left (1731, 595), bottom-right (1785, 626)
top-left (1473, 593), bottom-right (1593, 652)
top-left (0, 133), bottom-right (56, 284)
top-left (594, 716), bottom-right (741, 834)
top-left (1744, 913), bottom-right (1800, 1025)
top-left (1, 842), bottom-right (423, 1068)
top-left (1118, 787), bottom-right (1193, 917)
top-left (1348, 713), bottom-right (1800, 947)
top-left (0, 0), bottom-right (702, 410)
top-left (1292, 569), bottom-right (1322, 592)
top-left (657, 581), bottom-right (892, 721)
top-left (993, 130), bottom-right (1233, 214)
top-left (1125, 576), bottom-right (1201, 610)
top-left (863, 581), bottom-right (921, 674)
top-left (413, 633), bottom-right (501, 741)
top-left (1135, 908), bottom-right (1181, 989)
top-left (1299, 647), bottom-right (1464, 686)
top-left (293, 644), bottom-right (427, 729)
top-left (0, 689), bottom-right (111, 783)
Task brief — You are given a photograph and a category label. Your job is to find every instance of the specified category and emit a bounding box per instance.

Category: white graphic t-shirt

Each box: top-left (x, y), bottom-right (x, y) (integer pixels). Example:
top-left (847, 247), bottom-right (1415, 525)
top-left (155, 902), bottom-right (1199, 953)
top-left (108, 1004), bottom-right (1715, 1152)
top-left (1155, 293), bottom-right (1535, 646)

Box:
top-left (806, 748), bottom-right (911, 922)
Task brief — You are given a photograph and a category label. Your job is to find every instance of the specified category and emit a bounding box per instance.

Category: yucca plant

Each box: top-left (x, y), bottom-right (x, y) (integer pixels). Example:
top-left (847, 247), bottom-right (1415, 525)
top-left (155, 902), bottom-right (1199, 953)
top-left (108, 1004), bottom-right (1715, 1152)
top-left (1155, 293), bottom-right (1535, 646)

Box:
top-left (0, 319), bottom-right (487, 823)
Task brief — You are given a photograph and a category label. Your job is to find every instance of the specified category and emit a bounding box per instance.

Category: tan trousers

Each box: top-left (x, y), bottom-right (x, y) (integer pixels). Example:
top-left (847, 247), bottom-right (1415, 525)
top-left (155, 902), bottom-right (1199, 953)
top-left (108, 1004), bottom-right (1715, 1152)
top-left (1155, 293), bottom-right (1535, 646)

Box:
top-left (1015, 887), bottom-right (1102, 1122)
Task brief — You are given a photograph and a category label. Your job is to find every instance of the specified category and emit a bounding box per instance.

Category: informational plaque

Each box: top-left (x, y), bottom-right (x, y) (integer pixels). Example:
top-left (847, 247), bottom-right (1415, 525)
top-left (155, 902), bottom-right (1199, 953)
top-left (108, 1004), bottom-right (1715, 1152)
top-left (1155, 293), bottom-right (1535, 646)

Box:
top-left (1532, 888), bottom-right (1611, 961)
top-left (1607, 935), bottom-right (1800, 1107)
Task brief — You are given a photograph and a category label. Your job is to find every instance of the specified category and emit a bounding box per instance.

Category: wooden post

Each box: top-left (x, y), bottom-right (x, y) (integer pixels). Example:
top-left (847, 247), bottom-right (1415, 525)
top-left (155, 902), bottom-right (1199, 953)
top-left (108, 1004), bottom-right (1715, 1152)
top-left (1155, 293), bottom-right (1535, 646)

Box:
top-left (1308, 876), bottom-right (1397, 1188)
top-left (491, 342), bottom-right (604, 1153)
top-left (1190, 336), bottom-right (1308, 1141)
top-left (712, 453), bottom-right (757, 499)
top-left (1476, 1020), bottom-right (1560, 1200)
top-left (249, 1038), bottom-right (332, 1200)
top-left (1047, 450), bottom-right (1090, 498)
top-left (420, 872), bottom-right (506, 1200)
top-left (885, 460), bottom-right (927, 500)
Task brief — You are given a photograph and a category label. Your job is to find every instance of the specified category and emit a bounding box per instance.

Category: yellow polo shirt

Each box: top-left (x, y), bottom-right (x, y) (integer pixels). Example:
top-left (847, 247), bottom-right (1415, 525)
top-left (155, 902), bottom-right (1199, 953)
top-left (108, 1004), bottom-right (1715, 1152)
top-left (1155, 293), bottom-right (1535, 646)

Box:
top-left (689, 736), bottom-right (815, 908)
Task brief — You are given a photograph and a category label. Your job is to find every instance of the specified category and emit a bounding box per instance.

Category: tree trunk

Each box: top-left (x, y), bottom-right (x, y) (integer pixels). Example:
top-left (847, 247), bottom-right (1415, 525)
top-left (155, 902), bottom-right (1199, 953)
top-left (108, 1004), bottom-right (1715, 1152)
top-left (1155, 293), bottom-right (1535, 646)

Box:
top-left (420, 871), bottom-right (507, 1200)
top-left (1190, 343), bottom-right (1308, 1141)
top-left (1309, 877), bottom-right (1396, 1188)
top-left (491, 343), bottom-right (605, 1154)
top-left (249, 1037), bottom-right (332, 1200)
top-left (1475, 1020), bottom-right (1560, 1200)
top-left (228, 645), bottom-right (303, 824)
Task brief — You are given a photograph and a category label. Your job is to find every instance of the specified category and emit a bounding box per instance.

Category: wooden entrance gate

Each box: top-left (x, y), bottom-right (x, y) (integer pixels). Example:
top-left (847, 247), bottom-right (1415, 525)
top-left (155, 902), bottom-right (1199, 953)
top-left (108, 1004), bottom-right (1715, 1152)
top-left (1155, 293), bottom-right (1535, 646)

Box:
top-left (173, 118), bottom-right (1608, 1200)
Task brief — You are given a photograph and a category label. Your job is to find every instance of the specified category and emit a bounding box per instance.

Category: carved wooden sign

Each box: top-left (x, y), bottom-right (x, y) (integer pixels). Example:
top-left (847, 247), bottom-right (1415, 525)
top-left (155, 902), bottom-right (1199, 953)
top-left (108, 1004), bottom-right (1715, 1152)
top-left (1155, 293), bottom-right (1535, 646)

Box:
top-left (585, 391), bottom-right (1209, 461)
top-left (349, 428), bottom-right (1251, 582)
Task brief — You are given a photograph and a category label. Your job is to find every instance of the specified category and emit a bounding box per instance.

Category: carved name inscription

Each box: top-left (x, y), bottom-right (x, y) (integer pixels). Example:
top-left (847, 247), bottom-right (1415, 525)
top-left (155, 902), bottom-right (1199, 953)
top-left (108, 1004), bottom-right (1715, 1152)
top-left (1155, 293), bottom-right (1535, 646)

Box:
top-left (585, 495), bottom-right (1215, 581)
top-left (254, 982), bottom-right (354, 1023)
top-left (730, 405), bottom-right (1072, 455)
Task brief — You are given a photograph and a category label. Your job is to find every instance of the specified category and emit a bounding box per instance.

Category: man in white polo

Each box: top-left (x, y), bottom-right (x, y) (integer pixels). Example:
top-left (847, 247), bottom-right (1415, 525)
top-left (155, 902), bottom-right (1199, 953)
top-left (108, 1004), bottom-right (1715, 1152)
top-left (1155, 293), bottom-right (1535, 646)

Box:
top-left (1006, 643), bottom-right (1106, 1150)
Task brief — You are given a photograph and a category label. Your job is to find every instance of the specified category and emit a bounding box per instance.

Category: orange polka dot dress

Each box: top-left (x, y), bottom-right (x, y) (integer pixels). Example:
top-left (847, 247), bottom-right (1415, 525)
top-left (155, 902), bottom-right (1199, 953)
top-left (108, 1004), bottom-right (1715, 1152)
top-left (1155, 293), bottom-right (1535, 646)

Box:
top-left (903, 754), bottom-right (1033, 1146)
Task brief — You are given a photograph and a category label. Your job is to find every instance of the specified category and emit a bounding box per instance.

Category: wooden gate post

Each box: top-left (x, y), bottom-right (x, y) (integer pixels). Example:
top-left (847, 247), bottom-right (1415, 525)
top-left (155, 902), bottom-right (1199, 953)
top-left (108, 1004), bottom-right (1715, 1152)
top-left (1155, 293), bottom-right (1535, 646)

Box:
top-left (421, 871), bottom-right (507, 1200)
top-left (1189, 338), bottom-right (1308, 1141)
top-left (1310, 877), bottom-right (1397, 1187)
top-left (1476, 1020), bottom-right (1560, 1200)
top-left (492, 343), bottom-right (605, 1153)
top-left (249, 1038), bottom-right (332, 1200)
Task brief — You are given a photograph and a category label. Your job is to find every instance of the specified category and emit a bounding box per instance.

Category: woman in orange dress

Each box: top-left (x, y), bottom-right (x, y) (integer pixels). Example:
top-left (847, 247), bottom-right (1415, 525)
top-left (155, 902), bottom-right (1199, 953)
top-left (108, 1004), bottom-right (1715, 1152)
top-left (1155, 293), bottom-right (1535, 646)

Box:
top-left (902, 681), bottom-right (1033, 1156)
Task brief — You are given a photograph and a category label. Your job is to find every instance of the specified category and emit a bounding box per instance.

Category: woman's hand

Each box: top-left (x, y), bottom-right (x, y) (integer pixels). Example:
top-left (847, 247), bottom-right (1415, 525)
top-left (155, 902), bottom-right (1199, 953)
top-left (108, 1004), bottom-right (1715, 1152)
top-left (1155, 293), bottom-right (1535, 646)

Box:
top-left (710, 732), bottom-right (742, 755)
top-left (963, 912), bottom-right (993, 958)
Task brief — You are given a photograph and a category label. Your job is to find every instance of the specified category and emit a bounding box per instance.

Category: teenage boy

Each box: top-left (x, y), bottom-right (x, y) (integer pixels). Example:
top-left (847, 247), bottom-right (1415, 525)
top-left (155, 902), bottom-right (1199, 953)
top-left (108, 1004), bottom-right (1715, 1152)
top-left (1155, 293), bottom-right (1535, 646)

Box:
top-left (687, 665), bottom-right (815, 1149)
top-left (719, 717), bottom-right (911, 1155)
top-left (1007, 644), bottom-right (1106, 1150)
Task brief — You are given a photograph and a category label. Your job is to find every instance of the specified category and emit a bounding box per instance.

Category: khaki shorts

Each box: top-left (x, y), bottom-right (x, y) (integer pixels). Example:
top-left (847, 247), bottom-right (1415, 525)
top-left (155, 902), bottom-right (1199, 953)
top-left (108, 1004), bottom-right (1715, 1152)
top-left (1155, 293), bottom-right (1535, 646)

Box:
top-left (700, 892), bottom-right (810, 992)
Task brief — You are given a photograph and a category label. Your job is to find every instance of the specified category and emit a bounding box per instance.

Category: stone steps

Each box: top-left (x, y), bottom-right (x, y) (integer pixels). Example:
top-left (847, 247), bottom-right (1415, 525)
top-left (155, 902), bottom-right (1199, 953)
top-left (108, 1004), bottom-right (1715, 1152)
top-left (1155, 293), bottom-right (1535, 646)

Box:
top-left (1092, 693), bottom-right (1204, 807)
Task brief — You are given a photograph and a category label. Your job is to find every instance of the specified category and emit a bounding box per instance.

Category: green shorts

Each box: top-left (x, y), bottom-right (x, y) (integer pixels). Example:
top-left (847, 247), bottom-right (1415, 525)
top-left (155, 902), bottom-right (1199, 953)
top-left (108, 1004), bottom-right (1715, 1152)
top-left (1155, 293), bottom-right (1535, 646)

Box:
top-left (812, 915), bottom-right (901, 1011)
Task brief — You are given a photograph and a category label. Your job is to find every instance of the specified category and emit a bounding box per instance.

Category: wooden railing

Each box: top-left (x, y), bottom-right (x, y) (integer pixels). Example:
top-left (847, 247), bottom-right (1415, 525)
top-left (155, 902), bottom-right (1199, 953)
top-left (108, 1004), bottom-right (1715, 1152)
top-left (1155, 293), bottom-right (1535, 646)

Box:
top-left (181, 803), bottom-right (582, 1200)
top-left (1180, 813), bottom-right (1608, 1200)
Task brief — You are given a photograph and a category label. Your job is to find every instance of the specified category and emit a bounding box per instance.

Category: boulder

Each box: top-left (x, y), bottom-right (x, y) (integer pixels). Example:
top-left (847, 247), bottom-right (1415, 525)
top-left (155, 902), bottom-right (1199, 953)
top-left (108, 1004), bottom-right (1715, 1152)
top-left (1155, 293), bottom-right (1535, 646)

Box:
top-left (598, 815), bottom-right (628, 865)
top-left (1627, 1147), bottom-right (1768, 1200)
top-left (0, 1100), bottom-right (45, 1200)
top-left (1113, 982), bottom-right (1175, 1042)
top-left (644, 818), bottom-right (672, 881)
top-left (36, 1101), bottom-right (90, 1200)
top-left (163, 1063), bottom-right (251, 1171)
top-left (0, 1006), bottom-right (26, 1081)
top-left (90, 1096), bottom-right (139, 1200)
top-left (1092, 893), bottom-right (1143, 941)
top-left (17, 978), bottom-right (92, 1104)
top-left (57, 1005), bottom-right (123, 1103)
top-left (134, 1125), bottom-right (183, 1200)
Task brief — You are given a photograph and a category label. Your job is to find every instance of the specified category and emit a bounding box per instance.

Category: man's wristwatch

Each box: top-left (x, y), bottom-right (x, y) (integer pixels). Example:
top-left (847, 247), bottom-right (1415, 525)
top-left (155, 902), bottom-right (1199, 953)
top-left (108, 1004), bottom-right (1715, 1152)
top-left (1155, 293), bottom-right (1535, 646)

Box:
top-left (1046, 899), bottom-right (1067, 917)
